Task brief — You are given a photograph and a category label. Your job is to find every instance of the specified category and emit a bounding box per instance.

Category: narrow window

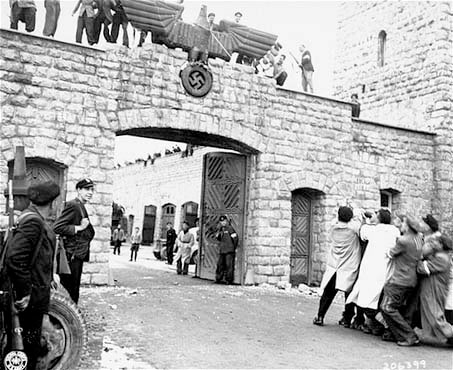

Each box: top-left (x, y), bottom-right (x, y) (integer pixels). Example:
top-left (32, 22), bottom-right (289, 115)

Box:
top-left (378, 30), bottom-right (387, 67)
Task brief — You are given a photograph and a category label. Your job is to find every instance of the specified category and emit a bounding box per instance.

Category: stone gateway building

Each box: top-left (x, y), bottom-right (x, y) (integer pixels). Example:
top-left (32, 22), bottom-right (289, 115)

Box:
top-left (0, 2), bottom-right (451, 286)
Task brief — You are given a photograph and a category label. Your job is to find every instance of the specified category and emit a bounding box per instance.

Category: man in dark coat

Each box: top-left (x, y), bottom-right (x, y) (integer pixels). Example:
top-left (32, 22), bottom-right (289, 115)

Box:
top-left (6, 181), bottom-right (60, 369)
top-left (165, 222), bottom-right (177, 265)
top-left (54, 179), bottom-right (95, 304)
top-left (351, 93), bottom-right (361, 118)
top-left (215, 215), bottom-right (238, 284)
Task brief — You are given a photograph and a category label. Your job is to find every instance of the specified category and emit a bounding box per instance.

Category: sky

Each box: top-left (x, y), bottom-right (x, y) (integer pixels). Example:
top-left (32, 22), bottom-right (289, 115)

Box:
top-left (0, 0), bottom-right (339, 164)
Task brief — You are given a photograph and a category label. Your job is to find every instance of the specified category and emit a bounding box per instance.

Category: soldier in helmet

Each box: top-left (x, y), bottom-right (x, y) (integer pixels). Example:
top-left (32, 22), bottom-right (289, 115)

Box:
top-left (6, 181), bottom-right (60, 369)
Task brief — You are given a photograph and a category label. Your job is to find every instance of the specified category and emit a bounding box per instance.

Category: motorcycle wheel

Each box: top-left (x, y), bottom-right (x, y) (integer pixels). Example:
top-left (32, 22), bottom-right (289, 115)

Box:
top-left (37, 287), bottom-right (87, 370)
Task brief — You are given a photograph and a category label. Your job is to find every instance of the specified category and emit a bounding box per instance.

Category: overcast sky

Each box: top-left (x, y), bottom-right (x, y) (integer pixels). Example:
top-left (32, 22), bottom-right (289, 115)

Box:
top-left (0, 0), bottom-right (339, 163)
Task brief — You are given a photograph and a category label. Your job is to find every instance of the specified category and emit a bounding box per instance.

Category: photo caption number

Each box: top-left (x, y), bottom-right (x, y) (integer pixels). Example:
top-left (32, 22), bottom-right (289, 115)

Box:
top-left (383, 361), bottom-right (426, 370)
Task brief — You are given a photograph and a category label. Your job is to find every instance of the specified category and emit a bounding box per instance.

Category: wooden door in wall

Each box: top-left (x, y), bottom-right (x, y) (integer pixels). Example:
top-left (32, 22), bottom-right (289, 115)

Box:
top-left (290, 191), bottom-right (312, 286)
top-left (198, 152), bottom-right (247, 284)
top-left (8, 158), bottom-right (66, 223)
top-left (142, 205), bottom-right (156, 245)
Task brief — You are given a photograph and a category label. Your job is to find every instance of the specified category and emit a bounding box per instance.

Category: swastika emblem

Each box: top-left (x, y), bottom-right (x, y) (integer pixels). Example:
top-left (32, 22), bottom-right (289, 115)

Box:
top-left (180, 64), bottom-right (213, 97)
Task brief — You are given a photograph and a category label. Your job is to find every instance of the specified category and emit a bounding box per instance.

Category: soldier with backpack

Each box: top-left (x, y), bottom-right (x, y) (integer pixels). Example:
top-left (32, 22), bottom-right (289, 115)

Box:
top-left (3, 181), bottom-right (60, 370)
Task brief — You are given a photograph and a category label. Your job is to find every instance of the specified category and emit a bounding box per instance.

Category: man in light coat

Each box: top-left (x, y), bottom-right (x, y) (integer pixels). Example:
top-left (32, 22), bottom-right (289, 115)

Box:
top-left (313, 206), bottom-right (362, 326)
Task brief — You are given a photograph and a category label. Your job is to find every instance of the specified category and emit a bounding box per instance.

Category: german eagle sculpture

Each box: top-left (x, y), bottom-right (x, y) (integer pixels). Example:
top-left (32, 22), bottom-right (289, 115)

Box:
top-left (121, 0), bottom-right (279, 96)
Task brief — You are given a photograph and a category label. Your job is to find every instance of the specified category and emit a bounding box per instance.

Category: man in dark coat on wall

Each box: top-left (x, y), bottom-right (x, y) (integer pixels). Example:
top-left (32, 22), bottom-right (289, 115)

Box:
top-left (6, 181), bottom-right (60, 369)
top-left (215, 215), bottom-right (238, 285)
top-left (54, 179), bottom-right (95, 304)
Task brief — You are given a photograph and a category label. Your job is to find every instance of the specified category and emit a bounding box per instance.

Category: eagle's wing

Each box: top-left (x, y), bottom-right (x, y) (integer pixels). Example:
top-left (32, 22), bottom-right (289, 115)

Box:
top-left (121, 0), bottom-right (183, 36)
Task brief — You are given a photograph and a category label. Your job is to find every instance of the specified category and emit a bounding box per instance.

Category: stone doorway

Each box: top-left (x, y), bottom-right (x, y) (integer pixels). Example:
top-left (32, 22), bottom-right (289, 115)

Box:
top-left (290, 188), bottom-right (324, 286)
top-left (7, 157), bottom-right (67, 223)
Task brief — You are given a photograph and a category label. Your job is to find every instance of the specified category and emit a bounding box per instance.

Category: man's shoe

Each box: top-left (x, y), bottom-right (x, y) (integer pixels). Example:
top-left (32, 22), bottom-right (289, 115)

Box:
top-left (382, 330), bottom-right (396, 342)
top-left (397, 338), bottom-right (420, 347)
top-left (338, 317), bottom-right (351, 328)
top-left (313, 316), bottom-right (324, 326)
top-left (129, 259), bottom-right (132, 261)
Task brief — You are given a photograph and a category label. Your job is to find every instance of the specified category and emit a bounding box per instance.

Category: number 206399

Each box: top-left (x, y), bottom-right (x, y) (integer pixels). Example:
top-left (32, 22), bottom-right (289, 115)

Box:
top-left (383, 360), bottom-right (426, 370)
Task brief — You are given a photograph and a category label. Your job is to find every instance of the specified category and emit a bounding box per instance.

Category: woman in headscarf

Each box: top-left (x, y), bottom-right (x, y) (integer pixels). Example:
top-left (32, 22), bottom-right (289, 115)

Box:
top-left (416, 215), bottom-right (453, 346)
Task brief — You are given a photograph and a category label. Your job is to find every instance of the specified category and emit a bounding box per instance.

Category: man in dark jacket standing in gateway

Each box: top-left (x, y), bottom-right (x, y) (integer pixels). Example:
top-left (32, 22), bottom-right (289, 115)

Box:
top-left (215, 215), bottom-right (238, 285)
top-left (54, 179), bottom-right (95, 304)
top-left (165, 222), bottom-right (177, 265)
top-left (6, 181), bottom-right (60, 369)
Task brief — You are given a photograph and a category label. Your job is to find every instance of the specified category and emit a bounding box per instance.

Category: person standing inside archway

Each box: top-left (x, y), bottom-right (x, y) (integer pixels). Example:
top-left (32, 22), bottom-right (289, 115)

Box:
top-left (174, 221), bottom-right (194, 275)
top-left (54, 179), bottom-right (95, 304)
top-left (112, 224), bottom-right (125, 255)
top-left (215, 215), bottom-right (238, 285)
top-left (129, 226), bottom-right (142, 262)
top-left (165, 222), bottom-right (177, 265)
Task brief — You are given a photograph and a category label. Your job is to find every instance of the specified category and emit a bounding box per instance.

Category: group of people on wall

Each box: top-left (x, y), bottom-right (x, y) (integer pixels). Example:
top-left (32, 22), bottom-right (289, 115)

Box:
top-left (9, 0), bottom-right (318, 93)
top-left (314, 206), bottom-right (453, 347)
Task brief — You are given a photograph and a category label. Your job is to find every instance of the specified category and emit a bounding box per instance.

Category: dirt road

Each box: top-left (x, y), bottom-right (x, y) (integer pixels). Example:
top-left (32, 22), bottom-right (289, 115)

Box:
top-left (78, 247), bottom-right (453, 370)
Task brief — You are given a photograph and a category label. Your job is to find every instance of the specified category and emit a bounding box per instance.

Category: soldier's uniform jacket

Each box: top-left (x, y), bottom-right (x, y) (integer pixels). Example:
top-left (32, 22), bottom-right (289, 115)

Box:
top-left (166, 228), bottom-right (177, 247)
top-left (53, 198), bottom-right (95, 261)
top-left (6, 205), bottom-right (56, 313)
top-left (216, 225), bottom-right (238, 254)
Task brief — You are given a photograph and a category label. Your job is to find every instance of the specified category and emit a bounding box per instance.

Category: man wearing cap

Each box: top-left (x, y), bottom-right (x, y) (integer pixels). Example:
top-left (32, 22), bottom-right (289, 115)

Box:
top-left (215, 215), bottom-right (238, 284)
top-left (54, 179), bottom-right (95, 304)
top-left (207, 12), bottom-right (219, 31)
top-left (380, 215), bottom-right (423, 346)
top-left (6, 181), bottom-right (60, 369)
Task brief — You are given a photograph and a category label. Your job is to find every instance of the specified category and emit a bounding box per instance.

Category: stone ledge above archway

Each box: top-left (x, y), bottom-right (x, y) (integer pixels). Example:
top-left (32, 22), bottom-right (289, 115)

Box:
top-left (117, 108), bottom-right (262, 154)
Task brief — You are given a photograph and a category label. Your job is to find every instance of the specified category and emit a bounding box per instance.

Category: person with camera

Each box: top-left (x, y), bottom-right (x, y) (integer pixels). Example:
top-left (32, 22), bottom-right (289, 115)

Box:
top-left (5, 181), bottom-right (60, 369)
top-left (215, 215), bottom-right (238, 285)
top-left (54, 179), bottom-right (95, 304)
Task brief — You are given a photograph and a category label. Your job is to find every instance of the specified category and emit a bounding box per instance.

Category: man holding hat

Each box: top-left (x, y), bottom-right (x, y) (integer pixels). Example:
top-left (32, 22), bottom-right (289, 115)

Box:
top-left (215, 215), bottom-right (238, 284)
top-left (54, 179), bottom-right (95, 304)
top-left (6, 180), bottom-right (60, 369)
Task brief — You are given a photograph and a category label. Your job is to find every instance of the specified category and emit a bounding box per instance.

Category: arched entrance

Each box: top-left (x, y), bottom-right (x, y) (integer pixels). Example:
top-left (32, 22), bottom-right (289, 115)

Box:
top-left (142, 205), bottom-right (156, 245)
top-left (290, 188), bottom-right (324, 286)
top-left (7, 157), bottom-right (66, 223)
top-left (180, 201), bottom-right (198, 229)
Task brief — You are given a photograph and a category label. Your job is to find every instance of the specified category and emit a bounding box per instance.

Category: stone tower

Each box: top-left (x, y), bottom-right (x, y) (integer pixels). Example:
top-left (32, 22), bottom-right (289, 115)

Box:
top-left (333, 1), bottom-right (453, 234)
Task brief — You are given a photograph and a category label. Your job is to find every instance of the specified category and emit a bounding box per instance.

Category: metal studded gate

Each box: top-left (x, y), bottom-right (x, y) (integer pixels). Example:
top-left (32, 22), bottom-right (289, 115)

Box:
top-left (290, 191), bottom-right (312, 286)
top-left (198, 152), bottom-right (247, 284)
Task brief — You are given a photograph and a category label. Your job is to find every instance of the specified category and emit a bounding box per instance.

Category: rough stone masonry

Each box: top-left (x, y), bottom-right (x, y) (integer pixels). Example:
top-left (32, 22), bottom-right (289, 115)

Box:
top-left (0, 0), bottom-right (449, 285)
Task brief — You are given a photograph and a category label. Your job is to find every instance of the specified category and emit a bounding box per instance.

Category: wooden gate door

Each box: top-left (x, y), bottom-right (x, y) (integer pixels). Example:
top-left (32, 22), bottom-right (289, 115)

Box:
top-left (8, 158), bottom-right (66, 223)
top-left (198, 152), bottom-right (247, 284)
top-left (290, 191), bottom-right (312, 286)
top-left (142, 205), bottom-right (156, 245)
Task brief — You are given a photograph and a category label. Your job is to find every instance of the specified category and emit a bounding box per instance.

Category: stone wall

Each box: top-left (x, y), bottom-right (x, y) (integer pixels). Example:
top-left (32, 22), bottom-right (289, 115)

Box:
top-left (333, 1), bottom-right (453, 235)
top-left (0, 28), bottom-right (440, 285)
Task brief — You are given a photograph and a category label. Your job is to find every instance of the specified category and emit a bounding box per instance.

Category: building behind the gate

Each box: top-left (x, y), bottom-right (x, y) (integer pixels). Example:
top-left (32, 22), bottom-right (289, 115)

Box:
top-left (0, 1), bottom-right (451, 286)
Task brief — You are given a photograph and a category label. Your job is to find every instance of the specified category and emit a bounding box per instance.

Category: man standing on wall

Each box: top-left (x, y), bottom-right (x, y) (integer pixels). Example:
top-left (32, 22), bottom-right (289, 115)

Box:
top-left (299, 44), bottom-right (314, 93)
top-left (351, 93), bottom-right (361, 118)
top-left (112, 224), bottom-right (125, 255)
top-left (10, 0), bottom-right (37, 33)
top-left (54, 179), bottom-right (95, 304)
top-left (165, 222), bottom-right (177, 265)
top-left (215, 215), bottom-right (238, 285)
